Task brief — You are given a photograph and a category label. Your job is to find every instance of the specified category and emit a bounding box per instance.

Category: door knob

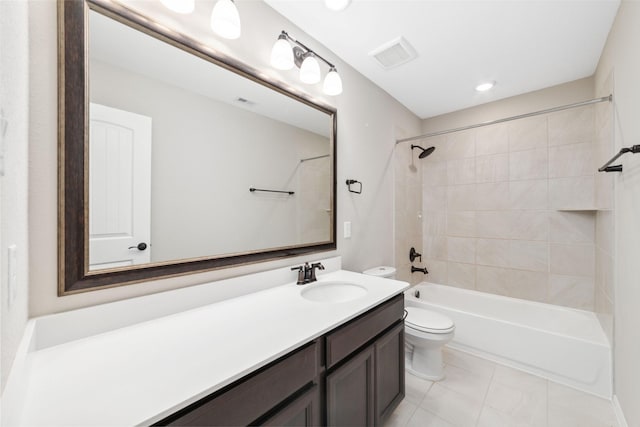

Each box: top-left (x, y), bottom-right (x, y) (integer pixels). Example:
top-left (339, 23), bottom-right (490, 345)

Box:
top-left (128, 242), bottom-right (148, 251)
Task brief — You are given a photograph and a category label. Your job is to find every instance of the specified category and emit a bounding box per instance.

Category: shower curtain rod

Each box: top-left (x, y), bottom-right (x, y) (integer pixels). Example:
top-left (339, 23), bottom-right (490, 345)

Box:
top-left (300, 154), bottom-right (330, 162)
top-left (396, 94), bottom-right (612, 144)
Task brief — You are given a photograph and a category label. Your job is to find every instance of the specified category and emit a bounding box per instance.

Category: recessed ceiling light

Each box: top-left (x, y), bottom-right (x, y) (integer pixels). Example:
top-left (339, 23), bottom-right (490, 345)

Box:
top-left (475, 81), bottom-right (495, 92)
top-left (324, 0), bottom-right (351, 11)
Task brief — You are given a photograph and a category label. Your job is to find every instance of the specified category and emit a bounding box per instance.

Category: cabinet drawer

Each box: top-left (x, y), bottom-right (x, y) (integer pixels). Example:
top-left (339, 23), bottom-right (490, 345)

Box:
top-left (160, 341), bottom-right (319, 426)
top-left (325, 294), bottom-right (404, 369)
top-left (259, 384), bottom-right (321, 426)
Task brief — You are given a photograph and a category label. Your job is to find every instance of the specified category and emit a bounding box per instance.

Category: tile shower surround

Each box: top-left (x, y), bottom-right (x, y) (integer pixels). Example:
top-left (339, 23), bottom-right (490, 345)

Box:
top-left (418, 104), bottom-right (606, 310)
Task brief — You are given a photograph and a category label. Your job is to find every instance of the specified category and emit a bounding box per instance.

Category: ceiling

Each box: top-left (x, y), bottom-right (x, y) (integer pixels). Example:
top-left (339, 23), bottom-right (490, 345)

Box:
top-left (264, 0), bottom-right (620, 119)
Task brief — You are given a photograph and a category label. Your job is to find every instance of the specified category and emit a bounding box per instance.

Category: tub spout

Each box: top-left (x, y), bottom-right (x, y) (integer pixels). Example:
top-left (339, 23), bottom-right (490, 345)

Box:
top-left (411, 266), bottom-right (428, 274)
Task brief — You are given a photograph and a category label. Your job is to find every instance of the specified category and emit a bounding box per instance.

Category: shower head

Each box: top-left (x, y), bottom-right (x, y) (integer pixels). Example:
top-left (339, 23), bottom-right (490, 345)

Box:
top-left (411, 145), bottom-right (436, 159)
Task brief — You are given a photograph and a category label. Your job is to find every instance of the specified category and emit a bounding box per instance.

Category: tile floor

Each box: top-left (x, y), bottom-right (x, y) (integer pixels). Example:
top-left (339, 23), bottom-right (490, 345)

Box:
top-left (385, 347), bottom-right (618, 427)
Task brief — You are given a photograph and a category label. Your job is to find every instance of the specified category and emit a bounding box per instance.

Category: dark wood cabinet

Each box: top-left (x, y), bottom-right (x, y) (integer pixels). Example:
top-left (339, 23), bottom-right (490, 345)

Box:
top-left (259, 385), bottom-right (321, 426)
top-left (156, 342), bottom-right (320, 426)
top-left (325, 294), bottom-right (404, 369)
top-left (325, 307), bottom-right (405, 426)
top-left (375, 322), bottom-right (405, 426)
top-left (155, 294), bottom-right (404, 427)
top-left (326, 346), bottom-right (375, 426)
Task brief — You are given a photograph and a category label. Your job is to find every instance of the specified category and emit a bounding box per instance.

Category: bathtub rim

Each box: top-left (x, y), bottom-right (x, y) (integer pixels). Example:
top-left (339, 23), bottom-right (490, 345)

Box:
top-left (407, 282), bottom-right (609, 346)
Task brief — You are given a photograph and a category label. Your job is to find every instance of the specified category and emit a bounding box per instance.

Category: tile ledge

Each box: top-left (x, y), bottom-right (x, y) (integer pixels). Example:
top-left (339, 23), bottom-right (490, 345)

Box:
top-left (556, 208), bottom-right (611, 212)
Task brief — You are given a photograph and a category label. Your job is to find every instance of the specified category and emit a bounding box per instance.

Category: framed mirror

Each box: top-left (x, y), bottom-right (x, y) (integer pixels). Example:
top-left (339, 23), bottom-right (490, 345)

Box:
top-left (58, 0), bottom-right (337, 295)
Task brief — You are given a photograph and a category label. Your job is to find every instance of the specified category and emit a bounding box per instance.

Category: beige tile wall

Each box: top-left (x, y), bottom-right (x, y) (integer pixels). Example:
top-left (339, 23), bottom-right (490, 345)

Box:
top-left (394, 143), bottom-right (424, 285)
top-left (594, 73), bottom-right (615, 343)
top-left (419, 105), bottom-right (600, 309)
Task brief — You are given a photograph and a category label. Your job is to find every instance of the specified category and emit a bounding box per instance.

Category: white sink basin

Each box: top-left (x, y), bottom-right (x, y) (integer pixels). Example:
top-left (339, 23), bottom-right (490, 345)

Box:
top-left (300, 281), bottom-right (368, 303)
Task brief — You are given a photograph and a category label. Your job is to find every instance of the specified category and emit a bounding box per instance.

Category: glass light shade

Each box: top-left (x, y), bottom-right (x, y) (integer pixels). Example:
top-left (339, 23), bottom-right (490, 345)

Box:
top-left (270, 38), bottom-right (294, 70)
top-left (323, 69), bottom-right (343, 96)
top-left (160, 0), bottom-right (195, 14)
top-left (210, 0), bottom-right (241, 40)
top-left (324, 0), bottom-right (351, 11)
top-left (300, 55), bottom-right (321, 84)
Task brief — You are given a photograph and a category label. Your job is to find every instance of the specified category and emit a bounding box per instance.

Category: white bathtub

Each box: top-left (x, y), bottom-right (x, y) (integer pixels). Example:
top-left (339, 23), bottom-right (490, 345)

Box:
top-left (405, 283), bottom-right (612, 398)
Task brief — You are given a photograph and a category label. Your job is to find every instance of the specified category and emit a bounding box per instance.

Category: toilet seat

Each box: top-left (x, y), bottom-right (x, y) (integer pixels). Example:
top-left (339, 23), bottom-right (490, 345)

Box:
top-left (405, 307), bottom-right (455, 334)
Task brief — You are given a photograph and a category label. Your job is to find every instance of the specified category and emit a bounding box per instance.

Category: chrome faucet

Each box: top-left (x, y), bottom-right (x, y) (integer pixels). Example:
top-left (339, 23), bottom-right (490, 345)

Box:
top-left (291, 262), bottom-right (325, 285)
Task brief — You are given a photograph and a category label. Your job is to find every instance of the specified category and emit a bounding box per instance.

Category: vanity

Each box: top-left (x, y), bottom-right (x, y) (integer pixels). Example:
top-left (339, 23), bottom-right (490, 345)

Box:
top-left (8, 261), bottom-right (408, 426)
top-left (159, 293), bottom-right (404, 426)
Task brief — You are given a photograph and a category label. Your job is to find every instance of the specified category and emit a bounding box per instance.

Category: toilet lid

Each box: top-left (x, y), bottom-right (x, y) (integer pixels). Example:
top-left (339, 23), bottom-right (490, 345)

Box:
top-left (405, 307), bottom-right (454, 333)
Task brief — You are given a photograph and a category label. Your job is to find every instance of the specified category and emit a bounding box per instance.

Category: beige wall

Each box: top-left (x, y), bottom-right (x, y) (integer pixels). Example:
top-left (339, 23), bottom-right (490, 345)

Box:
top-left (419, 87), bottom-right (602, 308)
top-left (595, 1), bottom-right (640, 424)
top-left (27, 0), bottom-right (420, 319)
top-left (0, 0), bottom-right (30, 391)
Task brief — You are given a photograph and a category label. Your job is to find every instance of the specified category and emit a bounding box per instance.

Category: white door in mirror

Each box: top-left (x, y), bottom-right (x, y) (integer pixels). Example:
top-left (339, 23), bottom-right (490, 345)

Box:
top-left (89, 103), bottom-right (152, 270)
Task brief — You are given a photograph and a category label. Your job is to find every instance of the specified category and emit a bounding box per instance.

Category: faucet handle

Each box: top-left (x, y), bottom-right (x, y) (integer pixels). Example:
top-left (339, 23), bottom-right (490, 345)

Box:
top-left (308, 262), bottom-right (325, 283)
top-left (291, 265), bottom-right (305, 285)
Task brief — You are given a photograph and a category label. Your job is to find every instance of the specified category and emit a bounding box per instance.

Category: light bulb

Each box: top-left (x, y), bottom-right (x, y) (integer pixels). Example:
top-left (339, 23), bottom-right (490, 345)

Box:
top-left (323, 68), bottom-right (343, 96)
top-left (210, 0), bottom-right (241, 40)
top-left (300, 54), bottom-right (321, 84)
top-left (324, 0), bottom-right (351, 11)
top-left (475, 81), bottom-right (495, 92)
top-left (270, 36), bottom-right (294, 70)
top-left (160, 0), bottom-right (194, 14)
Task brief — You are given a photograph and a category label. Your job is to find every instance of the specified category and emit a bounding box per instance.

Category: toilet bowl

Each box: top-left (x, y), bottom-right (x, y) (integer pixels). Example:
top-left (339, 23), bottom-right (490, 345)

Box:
top-left (361, 267), bottom-right (455, 381)
top-left (404, 306), bottom-right (455, 381)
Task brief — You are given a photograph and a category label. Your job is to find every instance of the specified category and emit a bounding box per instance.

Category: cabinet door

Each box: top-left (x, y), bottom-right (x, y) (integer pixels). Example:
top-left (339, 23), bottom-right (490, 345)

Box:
top-left (260, 385), bottom-right (320, 426)
top-left (375, 322), bottom-right (405, 426)
top-left (326, 346), bottom-right (374, 427)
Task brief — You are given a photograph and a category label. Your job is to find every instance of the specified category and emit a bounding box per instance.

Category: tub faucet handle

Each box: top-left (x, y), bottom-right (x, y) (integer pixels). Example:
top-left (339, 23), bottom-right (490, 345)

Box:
top-left (409, 247), bottom-right (422, 263)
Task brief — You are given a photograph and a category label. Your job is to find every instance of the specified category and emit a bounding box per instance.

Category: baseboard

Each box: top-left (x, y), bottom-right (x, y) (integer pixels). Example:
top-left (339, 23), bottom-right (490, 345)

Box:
top-left (613, 395), bottom-right (628, 427)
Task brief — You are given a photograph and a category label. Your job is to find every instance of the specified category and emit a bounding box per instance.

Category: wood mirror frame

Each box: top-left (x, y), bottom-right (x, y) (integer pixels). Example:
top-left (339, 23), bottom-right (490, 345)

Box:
top-left (58, 0), bottom-right (337, 295)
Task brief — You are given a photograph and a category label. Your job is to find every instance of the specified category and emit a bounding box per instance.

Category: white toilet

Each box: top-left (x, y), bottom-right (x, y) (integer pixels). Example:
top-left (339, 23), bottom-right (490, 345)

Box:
top-left (404, 306), bottom-right (454, 381)
top-left (362, 266), bottom-right (455, 381)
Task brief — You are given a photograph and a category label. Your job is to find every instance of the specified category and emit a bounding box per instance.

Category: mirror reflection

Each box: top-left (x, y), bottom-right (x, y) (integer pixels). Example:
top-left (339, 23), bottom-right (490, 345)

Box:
top-left (88, 10), bottom-right (333, 271)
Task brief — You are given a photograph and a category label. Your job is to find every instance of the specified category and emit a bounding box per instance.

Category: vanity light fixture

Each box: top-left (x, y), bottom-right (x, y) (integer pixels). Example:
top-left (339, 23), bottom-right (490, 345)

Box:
top-left (160, 0), bottom-right (241, 39)
top-left (324, 0), bottom-right (352, 11)
top-left (323, 67), bottom-right (343, 96)
top-left (270, 33), bottom-right (295, 70)
top-left (270, 30), bottom-right (343, 96)
top-left (300, 53), bottom-right (321, 84)
top-left (160, 0), bottom-right (195, 14)
top-left (210, 0), bottom-right (241, 40)
top-left (475, 81), bottom-right (496, 92)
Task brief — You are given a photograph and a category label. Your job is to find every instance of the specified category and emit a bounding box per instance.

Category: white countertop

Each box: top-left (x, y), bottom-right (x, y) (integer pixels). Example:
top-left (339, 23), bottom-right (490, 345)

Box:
top-left (15, 269), bottom-right (408, 426)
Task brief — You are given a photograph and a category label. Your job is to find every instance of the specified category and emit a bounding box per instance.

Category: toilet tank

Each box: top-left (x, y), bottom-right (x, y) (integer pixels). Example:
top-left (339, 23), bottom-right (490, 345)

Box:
top-left (363, 266), bottom-right (396, 279)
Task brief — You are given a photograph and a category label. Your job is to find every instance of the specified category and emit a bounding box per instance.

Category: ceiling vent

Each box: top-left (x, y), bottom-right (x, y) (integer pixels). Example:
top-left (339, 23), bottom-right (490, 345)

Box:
top-left (369, 36), bottom-right (417, 70)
